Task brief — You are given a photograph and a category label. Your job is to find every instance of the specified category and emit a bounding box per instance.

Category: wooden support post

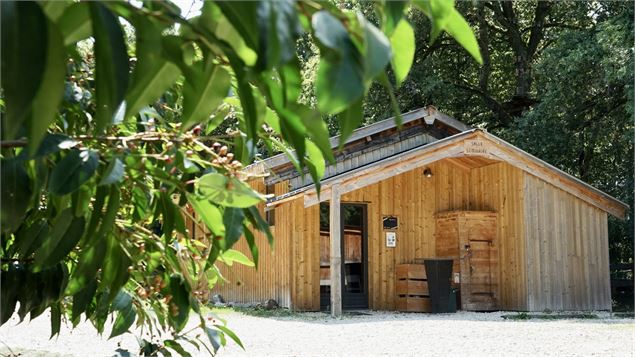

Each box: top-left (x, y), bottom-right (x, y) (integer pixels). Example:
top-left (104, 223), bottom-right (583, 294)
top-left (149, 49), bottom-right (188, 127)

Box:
top-left (329, 184), bottom-right (342, 317)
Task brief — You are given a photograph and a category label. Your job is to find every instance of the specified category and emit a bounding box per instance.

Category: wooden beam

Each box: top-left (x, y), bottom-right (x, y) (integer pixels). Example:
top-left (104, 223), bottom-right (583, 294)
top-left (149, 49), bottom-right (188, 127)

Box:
top-left (329, 184), bottom-right (342, 317)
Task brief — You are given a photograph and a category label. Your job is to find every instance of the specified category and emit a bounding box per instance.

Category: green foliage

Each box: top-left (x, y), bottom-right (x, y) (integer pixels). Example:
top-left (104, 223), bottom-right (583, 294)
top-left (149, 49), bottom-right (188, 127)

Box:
top-left (352, 1), bottom-right (634, 267)
top-left (0, 0), bottom-right (479, 355)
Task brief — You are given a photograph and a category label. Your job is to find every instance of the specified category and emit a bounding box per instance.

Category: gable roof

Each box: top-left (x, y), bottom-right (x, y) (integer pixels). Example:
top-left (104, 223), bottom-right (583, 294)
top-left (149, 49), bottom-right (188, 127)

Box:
top-left (250, 106), bottom-right (470, 174)
top-left (291, 129), bottom-right (628, 219)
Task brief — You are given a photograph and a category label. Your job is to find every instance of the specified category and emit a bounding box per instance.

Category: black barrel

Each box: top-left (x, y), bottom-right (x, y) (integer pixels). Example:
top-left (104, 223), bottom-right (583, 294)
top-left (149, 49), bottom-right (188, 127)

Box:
top-left (424, 258), bottom-right (453, 313)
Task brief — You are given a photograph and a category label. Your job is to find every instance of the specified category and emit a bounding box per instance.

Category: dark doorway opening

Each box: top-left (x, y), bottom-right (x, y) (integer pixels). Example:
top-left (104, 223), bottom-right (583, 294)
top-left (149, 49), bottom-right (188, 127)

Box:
top-left (319, 203), bottom-right (369, 311)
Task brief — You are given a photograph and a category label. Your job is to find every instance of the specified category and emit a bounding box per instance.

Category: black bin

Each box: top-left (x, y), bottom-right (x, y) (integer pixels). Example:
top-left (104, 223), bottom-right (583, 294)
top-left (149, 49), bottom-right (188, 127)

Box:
top-left (424, 258), bottom-right (454, 313)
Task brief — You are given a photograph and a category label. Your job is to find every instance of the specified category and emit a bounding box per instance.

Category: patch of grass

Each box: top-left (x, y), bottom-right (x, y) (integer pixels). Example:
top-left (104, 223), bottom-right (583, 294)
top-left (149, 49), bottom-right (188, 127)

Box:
top-left (233, 306), bottom-right (300, 318)
top-left (206, 306), bottom-right (238, 315)
top-left (204, 304), bottom-right (304, 318)
top-left (502, 312), bottom-right (599, 320)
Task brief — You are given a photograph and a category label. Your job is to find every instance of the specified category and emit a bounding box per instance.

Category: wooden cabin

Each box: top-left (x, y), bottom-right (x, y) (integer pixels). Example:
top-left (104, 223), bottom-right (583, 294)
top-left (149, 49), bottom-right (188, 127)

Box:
top-left (211, 106), bottom-right (628, 314)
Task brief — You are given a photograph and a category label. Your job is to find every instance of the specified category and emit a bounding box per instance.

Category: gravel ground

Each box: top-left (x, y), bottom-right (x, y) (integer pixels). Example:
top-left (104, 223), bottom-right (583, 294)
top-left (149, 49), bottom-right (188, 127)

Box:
top-left (0, 310), bottom-right (633, 357)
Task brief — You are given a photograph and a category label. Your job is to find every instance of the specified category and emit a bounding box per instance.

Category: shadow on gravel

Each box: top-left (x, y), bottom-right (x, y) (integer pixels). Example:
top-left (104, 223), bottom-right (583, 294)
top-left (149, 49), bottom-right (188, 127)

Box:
top-left (210, 307), bottom-right (633, 326)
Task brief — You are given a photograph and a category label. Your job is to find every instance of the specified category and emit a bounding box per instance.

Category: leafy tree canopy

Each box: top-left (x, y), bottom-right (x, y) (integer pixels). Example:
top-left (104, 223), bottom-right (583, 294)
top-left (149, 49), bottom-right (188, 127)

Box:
top-left (0, 0), bottom-right (481, 355)
top-left (324, 1), bottom-right (633, 265)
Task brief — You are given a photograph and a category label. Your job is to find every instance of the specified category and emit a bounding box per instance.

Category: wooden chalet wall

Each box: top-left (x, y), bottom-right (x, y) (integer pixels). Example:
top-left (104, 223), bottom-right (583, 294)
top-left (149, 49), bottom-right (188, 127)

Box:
top-left (286, 159), bottom-right (528, 311)
top-left (213, 154), bottom-right (612, 312)
top-left (211, 181), bottom-right (296, 307)
top-left (523, 174), bottom-right (611, 311)
top-left (210, 180), bottom-right (322, 310)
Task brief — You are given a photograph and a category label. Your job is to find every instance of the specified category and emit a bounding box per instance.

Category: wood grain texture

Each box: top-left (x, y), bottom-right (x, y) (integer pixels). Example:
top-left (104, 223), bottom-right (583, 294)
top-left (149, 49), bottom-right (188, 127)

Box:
top-left (523, 173), bottom-right (611, 311)
top-left (209, 178), bottom-right (294, 308)
top-left (219, 159), bottom-right (611, 313)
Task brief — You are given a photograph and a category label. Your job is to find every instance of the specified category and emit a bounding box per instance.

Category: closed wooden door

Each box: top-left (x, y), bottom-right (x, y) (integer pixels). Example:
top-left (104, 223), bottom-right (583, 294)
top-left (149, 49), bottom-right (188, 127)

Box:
top-left (460, 218), bottom-right (499, 310)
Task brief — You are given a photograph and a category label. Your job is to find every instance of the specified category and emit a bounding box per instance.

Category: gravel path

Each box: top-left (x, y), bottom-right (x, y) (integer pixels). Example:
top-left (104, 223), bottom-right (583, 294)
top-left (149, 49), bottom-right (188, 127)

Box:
top-left (1, 310), bottom-right (633, 356)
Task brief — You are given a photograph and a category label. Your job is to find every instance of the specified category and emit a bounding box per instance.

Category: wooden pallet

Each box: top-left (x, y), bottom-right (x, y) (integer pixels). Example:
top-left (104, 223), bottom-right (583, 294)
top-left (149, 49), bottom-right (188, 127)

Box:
top-left (396, 264), bottom-right (431, 312)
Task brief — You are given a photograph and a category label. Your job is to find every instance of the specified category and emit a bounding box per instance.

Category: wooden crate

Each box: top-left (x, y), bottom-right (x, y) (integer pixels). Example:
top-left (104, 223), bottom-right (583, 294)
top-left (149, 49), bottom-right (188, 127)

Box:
top-left (396, 296), bottom-right (432, 312)
top-left (396, 263), bottom-right (430, 312)
top-left (396, 280), bottom-right (429, 296)
top-left (396, 264), bottom-right (427, 280)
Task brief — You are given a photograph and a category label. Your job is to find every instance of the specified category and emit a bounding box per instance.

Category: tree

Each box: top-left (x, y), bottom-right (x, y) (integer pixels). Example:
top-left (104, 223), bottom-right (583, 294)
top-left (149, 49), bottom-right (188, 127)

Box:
top-left (346, 1), bottom-right (634, 268)
top-left (0, 0), bottom-right (481, 355)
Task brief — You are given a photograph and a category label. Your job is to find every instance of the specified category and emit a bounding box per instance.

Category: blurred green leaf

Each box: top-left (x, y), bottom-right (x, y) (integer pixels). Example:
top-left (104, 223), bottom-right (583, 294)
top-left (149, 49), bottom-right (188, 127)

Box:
top-left (218, 249), bottom-right (254, 267)
top-left (196, 173), bottom-right (265, 208)
top-left (1, 158), bottom-right (32, 233)
top-left (444, 8), bottom-right (483, 64)
top-left (58, 2), bottom-right (92, 45)
top-left (221, 208), bottom-right (244, 250)
top-left (204, 327), bottom-right (222, 352)
top-left (50, 302), bottom-right (62, 339)
top-left (71, 278), bottom-right (96, 325)
top-left (338, 98), bottom-right (363, 148)
top-left (390, 19), bottom-right (415, 87)
top-left (164, 340), bottom-right (193, 357)
top-left (29, 16), bottom-right (65, 154)
top-left (360, 14), bottom-right (392, 81)
top-left (214, 324), bottom-right (244, 350)
top-left (245, 206), bottom-right (273, 248)
top-left (255, 0), bottom-right (302, 70)
top-left (381, 1), bottom-right (407, 36)
top-left (182, 60), bottom-right (231, 130)
top-left (101, 240), bottom-right (131, 302)
top-left (90, 2), bottom-right (129, 132)
top-left (110, 296), bottom-right (135, 338)
top-left (48, 149), bottom-right (99, 196)
top-left (413, 0), bottom-right (482, 64)
top-left (169, 275), bottom-right (190, 332)
top-left (216, 2), bottom-right (258, 51)
top-left (312, 11), bottom-right (364, 115)
top-left (125, 15), bottom-right (180, 120)
top-left (33, 213), bottom-right (85, 269)
top-left (1, 1), bottom-right (47, 140)
top-left (99, 158), bottom-right (125, 186)
top-left (242, 226), bottom-right (259, 267)
top-left (187, 194), bottom-right (225, 237)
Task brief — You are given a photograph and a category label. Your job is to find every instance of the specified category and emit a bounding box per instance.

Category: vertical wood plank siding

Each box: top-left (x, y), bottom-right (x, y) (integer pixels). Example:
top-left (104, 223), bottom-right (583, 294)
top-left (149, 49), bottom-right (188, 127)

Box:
top-left (335, 160), bottom-right (527, 310)
top-left (212, 160), bottom-right (611, 312)
top-left (523, 173), bottom-right (611, 311)
top-left (210, 180), bottom-right (296, 308)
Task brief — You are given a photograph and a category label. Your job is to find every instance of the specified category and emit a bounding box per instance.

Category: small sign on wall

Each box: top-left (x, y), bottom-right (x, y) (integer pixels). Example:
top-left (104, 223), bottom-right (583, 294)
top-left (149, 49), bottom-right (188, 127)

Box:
top-left (383, 216), bottom-right (398, 229)
top-left (464, 139), bottom-right (489, 155)
top-left (386, 232), bottom-right (396, 248)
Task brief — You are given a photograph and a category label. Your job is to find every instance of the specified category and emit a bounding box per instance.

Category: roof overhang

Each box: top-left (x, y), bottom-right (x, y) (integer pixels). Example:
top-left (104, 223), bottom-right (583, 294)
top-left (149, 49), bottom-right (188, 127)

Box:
top-left (245, 106), bottom-right (470, 175)
top-left (278, 130), bottom-right (628, 219)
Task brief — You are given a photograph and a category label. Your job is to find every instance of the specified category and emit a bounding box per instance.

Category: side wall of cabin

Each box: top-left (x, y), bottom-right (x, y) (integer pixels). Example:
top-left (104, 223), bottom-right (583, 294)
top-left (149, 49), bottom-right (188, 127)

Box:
top-left (523, 173), bottom-right (612, 311)
top-left (211, 181), bottom-right (297, 307)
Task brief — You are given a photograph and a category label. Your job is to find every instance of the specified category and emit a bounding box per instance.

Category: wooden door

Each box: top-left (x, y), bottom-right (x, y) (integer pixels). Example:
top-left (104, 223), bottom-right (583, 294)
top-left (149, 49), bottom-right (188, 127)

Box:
top-left (459, 216), bottom-right (499, 311)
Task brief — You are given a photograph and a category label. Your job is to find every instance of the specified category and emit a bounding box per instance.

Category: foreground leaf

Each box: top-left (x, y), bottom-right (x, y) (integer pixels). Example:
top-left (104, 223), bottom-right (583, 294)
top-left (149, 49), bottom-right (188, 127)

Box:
top-left (218, 249), bottom-right (254, 267)
top-left (390, 19), bottom-right (415, 87)
top-left (182, 60), bottom-right (231, 130)
top-left (0, 158), bottom-right (32, 233)
top-left (312, 11), bottom-right (365, 115)
top-left (90, 2), bottom-right (129, 132)
top-left (196, 173), bottom-right (265, 208)
top-left (48, 149), bottom-right (99, 195)
top-left (29, 15), bottom-right (66, 154)
top-left (1, 1), bottom-right (47, 140)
